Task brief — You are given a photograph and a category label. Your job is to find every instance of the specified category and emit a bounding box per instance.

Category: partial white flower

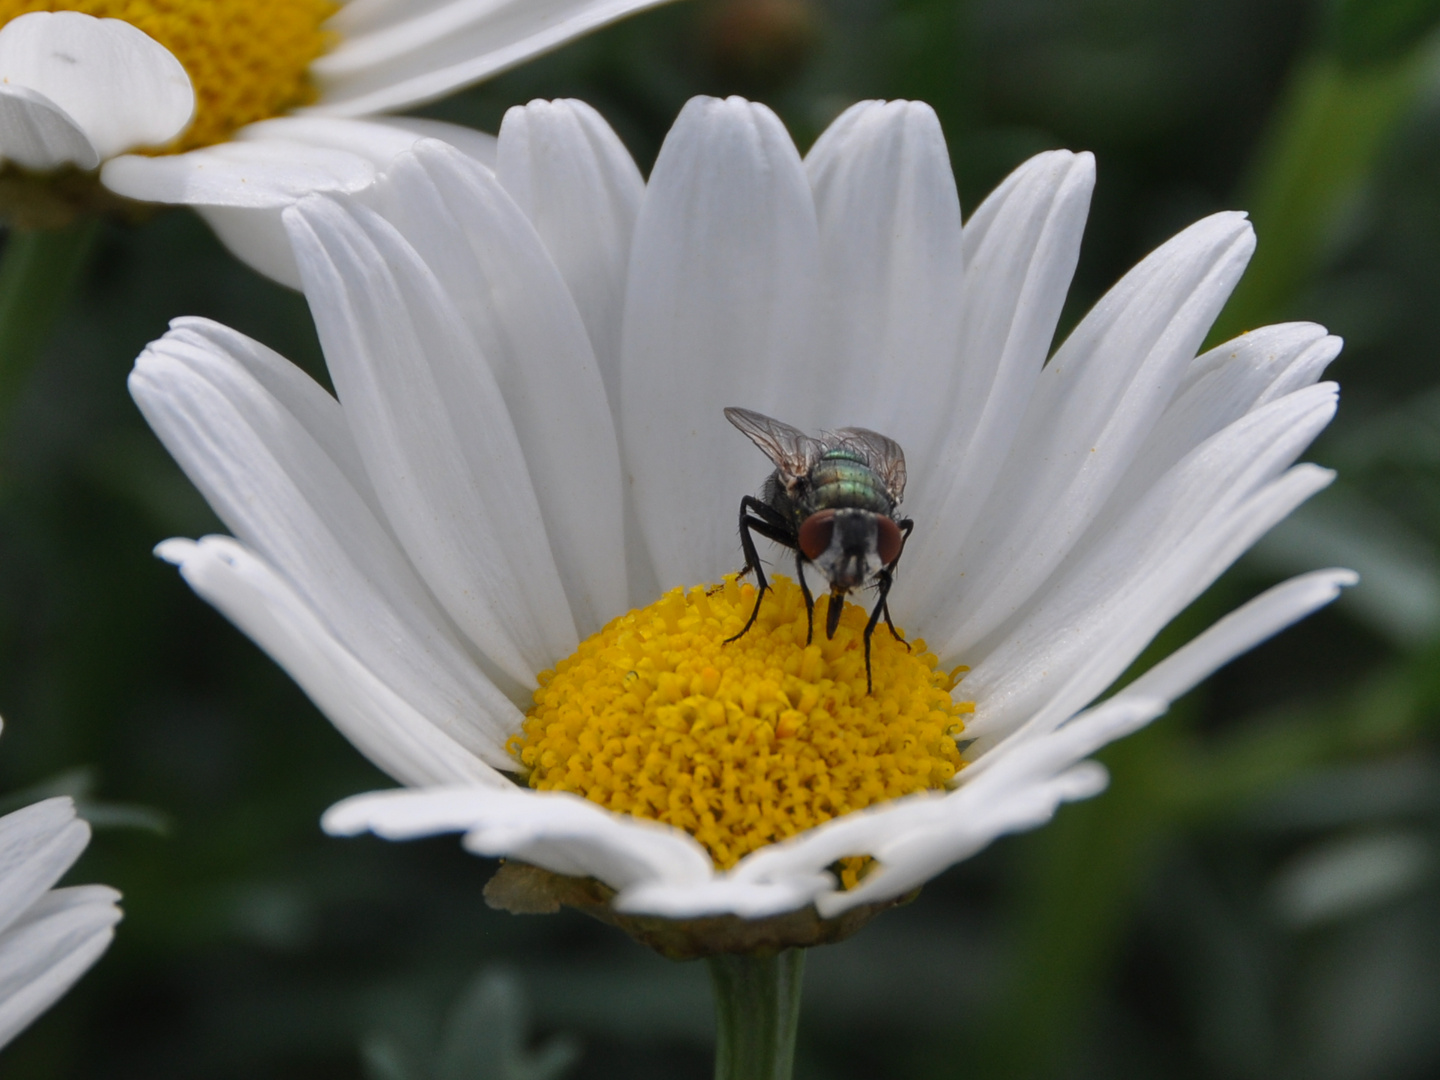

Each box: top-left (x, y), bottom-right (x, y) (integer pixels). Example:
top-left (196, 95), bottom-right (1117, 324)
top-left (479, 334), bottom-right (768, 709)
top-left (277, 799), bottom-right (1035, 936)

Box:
top-left (0, 12), bottom-right (193, 171)
top-left (0, 748), bottom-right (121, 1048)
top-left (0, 1), bottom-right (676, 282)
top-left (132, 96), bottom-right (1353, 925)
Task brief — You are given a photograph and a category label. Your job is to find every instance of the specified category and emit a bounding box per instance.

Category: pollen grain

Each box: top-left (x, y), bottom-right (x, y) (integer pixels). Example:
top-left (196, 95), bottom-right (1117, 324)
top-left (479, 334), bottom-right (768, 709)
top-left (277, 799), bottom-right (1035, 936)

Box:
top-left (510, 576), bottom-right (972, 874)
top-left (0, 0), bottom-right (337, 150)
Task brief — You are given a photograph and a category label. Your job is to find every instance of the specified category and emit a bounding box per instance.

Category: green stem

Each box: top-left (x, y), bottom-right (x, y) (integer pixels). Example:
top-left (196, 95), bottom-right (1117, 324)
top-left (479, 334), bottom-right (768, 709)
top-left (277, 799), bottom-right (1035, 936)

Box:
top-left (707, 949), bottom-right (806, 1080)
top-left (0, 219), bottom-right (101, 424)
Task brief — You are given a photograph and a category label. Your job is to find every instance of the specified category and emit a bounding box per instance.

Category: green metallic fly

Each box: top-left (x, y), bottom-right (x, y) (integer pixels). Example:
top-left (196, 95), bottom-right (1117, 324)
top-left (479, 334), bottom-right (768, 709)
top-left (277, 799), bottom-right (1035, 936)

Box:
top-left (724, 406), bottom-right (913, 691)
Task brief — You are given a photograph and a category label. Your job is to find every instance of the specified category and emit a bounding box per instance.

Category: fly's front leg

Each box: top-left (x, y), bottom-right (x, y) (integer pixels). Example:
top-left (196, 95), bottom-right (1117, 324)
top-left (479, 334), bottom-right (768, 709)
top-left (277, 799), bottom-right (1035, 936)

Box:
top-left (881, 518), bottom-right (915, 647)
top-left (726, 496), bottom-right (794, 644)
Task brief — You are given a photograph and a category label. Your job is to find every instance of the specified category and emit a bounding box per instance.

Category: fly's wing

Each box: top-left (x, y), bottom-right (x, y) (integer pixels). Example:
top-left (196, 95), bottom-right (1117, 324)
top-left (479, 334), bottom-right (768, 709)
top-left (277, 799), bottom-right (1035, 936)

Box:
top-left (834, 426), bottom-right (908, 503)
top-left (724, 407), bottom-right (824, 486)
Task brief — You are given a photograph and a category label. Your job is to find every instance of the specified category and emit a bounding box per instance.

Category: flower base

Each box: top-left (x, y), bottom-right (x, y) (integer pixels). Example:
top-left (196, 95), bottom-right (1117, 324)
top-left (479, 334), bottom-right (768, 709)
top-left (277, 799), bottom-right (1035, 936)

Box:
top-left (483, 860), bottom-right (919, 960)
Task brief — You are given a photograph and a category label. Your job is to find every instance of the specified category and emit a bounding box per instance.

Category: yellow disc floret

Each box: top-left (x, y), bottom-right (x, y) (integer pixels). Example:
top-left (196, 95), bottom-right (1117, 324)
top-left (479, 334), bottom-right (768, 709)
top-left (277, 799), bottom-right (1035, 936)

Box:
top-left (511, 576), bottom-right (973, 872)
top-left (0, 0), bottom-right (337, 150)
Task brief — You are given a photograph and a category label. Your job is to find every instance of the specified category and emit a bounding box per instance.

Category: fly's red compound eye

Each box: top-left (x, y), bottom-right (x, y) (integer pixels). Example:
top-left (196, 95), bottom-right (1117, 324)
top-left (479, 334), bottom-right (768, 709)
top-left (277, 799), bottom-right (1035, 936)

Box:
top-left (798, 510), bottom-right (836, 561)
top-left (876, 516), bottom-right (904, 566)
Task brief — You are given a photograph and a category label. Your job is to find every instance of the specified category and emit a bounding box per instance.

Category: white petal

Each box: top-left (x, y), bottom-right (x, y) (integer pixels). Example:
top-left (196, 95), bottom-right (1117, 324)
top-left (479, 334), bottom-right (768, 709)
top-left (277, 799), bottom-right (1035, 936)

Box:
top-left (157, 536), bottom-right (508, 788)
top-left (0, 800), bottom-right (88, 938)
top-left (1101, 322), bottom-right (1342, 524)
top-left (966, 458), bottom-right (1337, 757)
top-left (898, 150), bottom-right (1094, 627)
top-left (728, 694), bottom-right (1164, 916)
top-left (0, 885), bottom-right (120, 1050)
top-left (172, 120), bottom-right (496, 288)
top-left (132, 319), bottom-right (526, 760)
top-left (284, 195), bottom-right (576, 681)
top-left (803, 100), bottom-right (964, 453)
top-left (497, 98), bottom-right (643, 404)
top-left (372, 116), bottom-right (498, 167)
top-left (195, 205), bottom-right (307, 289)
top-left (323, 786), bottom-right (715, 900)
top-left (621, 96), bottom-right (820, 589)
top-left (935, 212), bottom-right (1258, 654)
top-left (0, 85), bottom-right (98, 171)
top-left (102, 138), bottom-right (377, 208)
top-left (318, 696), bottom-right (1158, 920)
top-left (1120, 568), bottom-right (1358, 704)
top-left (960, 384), bottom-right (1337, 742)
top-left (613, 875), bottom-right (836, 920)
top-left (365, 143), bottom-right (627, 637)
top-left (310, 0), bottom-right (680, 117)
top-left (0, 12), bottom-right (191, 162)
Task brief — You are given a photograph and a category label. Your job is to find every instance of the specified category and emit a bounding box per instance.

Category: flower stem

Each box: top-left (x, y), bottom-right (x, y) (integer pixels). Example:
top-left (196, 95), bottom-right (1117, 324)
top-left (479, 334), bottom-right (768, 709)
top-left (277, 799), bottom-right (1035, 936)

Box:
top-left (706, 949), bottom-right (806, 1080)
top-left (0, 220), bottom-right (101, 426)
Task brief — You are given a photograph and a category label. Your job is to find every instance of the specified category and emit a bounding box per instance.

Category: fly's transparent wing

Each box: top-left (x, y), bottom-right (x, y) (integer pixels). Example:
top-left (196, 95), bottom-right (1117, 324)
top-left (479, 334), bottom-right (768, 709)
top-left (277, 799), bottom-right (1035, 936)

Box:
top-left (834, 426), bottom-right (908, 503)
top-left (724, 407), bottom-right (824, 484)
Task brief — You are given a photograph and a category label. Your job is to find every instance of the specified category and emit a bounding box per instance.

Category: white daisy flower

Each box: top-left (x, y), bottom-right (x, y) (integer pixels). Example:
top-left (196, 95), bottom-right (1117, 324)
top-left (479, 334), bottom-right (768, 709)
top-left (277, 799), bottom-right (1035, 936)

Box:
top-left (0, 0), bottom-right (676, 284)
top-left (131, 95), bottom-right (1353, 944)
top-left (0, 740), bottom-right (121, 1047)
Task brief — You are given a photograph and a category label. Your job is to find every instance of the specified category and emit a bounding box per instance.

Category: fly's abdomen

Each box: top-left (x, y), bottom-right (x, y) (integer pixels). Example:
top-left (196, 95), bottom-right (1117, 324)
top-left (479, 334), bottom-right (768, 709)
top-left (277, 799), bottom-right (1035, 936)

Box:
top-left (806, 452), bottom-right (893, 515)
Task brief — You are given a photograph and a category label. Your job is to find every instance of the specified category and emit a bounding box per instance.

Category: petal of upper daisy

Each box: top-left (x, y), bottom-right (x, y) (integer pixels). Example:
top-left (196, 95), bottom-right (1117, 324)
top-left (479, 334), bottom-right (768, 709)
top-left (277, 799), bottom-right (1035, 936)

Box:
top-left (0, 799), bottom-right (89, 939)
top-left (939, 212), bottom-right (1258, 655)
top-left (497, 99), bottom-right (644, 405)
top-left (309, 0), bottom-right (680, 117)
top-left (622, 96), bottom-right (821, 589)
top-left (0, 12), bottom-right (192, 165)
top-left (104, 117), bottom-right (497, 289)
top-left (102, 138), bottom-right (378, 210)
top-left (323, 786), bottom-right (716, 902)
top-left (284, 194), bottom-right (577, 681)
top-left (361, 141), bottom-right (627, 637)
top-left (157, 536), bottom-right (510, 788)
top-left (0, 884), bottom-right (121, 1050)
top-left (802, 100), bottom-right (963, 451)
top-left (959, 382), bottom-right (1339, 747)
top-left (899, 150), bottom-right (1094, 627)
top-left (132, 318), bottom-right (526, 761)
top-left (0, 85), bottom-right (99, 171)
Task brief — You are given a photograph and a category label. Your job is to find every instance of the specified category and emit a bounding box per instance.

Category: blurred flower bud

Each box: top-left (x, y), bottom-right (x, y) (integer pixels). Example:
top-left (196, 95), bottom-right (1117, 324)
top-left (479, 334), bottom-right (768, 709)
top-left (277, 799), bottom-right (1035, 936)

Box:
top-left (697, 0), bottom-right (821, 93)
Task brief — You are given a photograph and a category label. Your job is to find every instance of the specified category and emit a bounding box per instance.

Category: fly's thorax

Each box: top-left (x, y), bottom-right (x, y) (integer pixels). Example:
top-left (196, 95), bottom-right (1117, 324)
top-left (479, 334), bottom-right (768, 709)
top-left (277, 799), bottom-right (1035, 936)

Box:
top-left (802, 451), bottom-right (895, 518)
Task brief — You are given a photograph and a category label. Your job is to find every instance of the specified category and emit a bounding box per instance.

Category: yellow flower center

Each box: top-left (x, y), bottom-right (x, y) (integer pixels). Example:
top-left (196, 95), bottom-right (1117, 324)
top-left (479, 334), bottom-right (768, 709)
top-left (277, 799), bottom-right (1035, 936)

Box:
top-left (511, 576), bottom-right (972, 878)
top-left (0, 0), bottom-right (337, 150)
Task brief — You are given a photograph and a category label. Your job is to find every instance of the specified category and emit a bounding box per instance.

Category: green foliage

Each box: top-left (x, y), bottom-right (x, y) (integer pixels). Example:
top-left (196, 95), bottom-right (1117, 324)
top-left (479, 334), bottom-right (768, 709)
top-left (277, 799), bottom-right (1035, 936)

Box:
top-left (1325, 0), bottom-right (1440, 68)
top-left (361, 969), bottom-right (580, 1080)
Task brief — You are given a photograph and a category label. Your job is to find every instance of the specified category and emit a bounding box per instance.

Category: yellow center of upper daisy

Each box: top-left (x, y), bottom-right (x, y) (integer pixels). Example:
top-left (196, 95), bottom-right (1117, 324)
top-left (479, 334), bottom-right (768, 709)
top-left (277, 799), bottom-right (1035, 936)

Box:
top-left (0, 0), bottom-right (336, 150)
top-left (510, 576), bottom-right (972, 875)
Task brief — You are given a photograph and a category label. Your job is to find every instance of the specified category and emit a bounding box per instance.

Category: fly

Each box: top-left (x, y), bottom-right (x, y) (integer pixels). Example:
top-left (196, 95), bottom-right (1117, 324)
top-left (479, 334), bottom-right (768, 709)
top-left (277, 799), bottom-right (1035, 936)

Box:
top-left (723, 406), bottom-right (913, 692)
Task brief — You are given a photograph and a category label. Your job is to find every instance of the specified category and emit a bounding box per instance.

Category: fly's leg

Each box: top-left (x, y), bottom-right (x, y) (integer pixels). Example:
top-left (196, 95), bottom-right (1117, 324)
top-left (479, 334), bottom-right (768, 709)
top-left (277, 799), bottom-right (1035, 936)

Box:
top-left (881, 518), bottom-right (915, 648)
top-left (882, 599), bottom-right (909, 650)
top-left (794, 551), bottom-right (816, 645)
top-left (861, 567), bottom-right (901, 693)
top-left (726, 496), bottom-right (796, 644)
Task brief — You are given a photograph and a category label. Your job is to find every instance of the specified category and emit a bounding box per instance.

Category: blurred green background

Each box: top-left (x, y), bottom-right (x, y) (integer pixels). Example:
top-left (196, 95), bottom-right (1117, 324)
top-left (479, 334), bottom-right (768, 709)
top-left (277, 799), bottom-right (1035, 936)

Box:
top-left (3, 0), bottom-right (1440, 1076)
